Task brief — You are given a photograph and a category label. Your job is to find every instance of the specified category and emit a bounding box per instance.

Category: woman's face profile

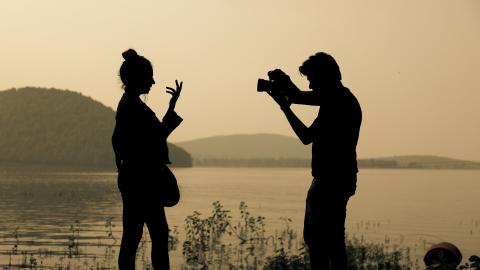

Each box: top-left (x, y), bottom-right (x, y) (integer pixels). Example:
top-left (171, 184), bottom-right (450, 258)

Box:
top-left (137, 66), bottom-right (155, 95)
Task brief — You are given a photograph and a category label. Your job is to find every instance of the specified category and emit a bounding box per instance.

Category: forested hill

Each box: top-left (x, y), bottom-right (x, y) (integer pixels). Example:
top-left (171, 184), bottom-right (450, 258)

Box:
top-left (177, 134), bottom-right (310, 159)
top-left (177, 134), bottom-right (480, 169)
top-left (0, 87), bottom-right (192, 170)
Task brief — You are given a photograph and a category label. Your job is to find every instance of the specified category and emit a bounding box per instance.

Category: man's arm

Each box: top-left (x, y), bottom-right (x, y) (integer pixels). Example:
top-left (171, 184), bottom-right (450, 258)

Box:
top-left (269, 91), bottom-right (313, 145)
top-left (269, 69), bottom-right (321, 106)
top-left (285, 89), bottom-right (322, 106)
top-left (281, 106), bottom-right (313, 145)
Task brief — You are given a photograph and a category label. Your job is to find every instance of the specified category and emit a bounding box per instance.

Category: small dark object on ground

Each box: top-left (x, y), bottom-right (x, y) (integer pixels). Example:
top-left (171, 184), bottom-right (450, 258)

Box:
top-left (424, 242), bottom-right (462, 269)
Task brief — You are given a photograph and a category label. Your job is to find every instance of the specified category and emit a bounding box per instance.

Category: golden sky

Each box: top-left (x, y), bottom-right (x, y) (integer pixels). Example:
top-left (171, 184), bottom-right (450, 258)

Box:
top-left (1, 0), bottom-right (479, 160)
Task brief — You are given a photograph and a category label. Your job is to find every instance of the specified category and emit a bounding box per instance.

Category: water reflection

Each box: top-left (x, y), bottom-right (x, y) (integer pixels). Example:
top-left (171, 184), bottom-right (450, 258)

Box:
top-left (0, 168), bottom-right (479, 268)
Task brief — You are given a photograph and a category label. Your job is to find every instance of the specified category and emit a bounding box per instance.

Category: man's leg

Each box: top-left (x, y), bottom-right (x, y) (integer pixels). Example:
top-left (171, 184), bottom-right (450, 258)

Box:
top-left (327, 194), bottom-right (349, 270)
top-left (304, 178), bottom-right (351, 270)
top-left (304, 179), bottom-right (330, 270)
top-left (307, 244), bottom-right (330, 270)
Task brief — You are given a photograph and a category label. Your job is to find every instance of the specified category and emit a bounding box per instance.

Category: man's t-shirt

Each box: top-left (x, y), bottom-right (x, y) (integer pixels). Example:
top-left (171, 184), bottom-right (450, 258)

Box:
top-left (309, 87), bottom-right (362, 191)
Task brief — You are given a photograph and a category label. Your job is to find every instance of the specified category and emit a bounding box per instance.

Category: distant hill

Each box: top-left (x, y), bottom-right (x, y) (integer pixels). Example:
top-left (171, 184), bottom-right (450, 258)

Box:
top-left (0, 87), bottom-right (192, 170)
top-left (177, 134), bottom-right (480, 169)
top-left (359, 155), bottom-right (480, 169)
top-left (177, 134), bottom-right (310, 159)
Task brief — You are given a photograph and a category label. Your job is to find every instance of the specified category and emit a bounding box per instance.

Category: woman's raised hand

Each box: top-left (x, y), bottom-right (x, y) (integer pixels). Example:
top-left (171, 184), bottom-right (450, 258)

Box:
top-left (166, 80), bottom-right (183, 111)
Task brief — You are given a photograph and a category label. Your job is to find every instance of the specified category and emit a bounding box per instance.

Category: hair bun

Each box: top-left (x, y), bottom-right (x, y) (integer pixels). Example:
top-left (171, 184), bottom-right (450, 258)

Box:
top-left (122, 49), bottom-right (139, 61)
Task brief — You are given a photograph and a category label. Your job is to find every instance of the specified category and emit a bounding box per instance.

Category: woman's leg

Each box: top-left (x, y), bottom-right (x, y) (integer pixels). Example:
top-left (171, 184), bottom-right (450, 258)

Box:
top-left (119, 193), bottom-right (144, 270)
top-left (145, 208), bottom-right (170, 270)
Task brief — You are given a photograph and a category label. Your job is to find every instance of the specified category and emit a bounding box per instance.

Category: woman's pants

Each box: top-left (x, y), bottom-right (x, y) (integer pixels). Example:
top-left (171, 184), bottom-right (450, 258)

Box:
top-left (118, 172), bottom-right (170, 270)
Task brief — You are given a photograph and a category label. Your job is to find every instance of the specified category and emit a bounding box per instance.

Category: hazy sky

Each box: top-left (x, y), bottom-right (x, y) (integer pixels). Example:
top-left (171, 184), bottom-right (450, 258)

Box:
top-left (1, 0), bottom-right (479, 160)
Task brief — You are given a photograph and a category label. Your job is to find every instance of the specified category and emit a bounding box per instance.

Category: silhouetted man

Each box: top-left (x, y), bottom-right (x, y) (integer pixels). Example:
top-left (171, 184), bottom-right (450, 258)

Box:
top-left (265, 52), bottom-right (362, 270)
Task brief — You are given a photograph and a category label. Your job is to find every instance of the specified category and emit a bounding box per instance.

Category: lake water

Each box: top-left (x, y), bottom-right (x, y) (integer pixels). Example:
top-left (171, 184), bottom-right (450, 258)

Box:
top-left (0, 168), bottom-right (479, 268)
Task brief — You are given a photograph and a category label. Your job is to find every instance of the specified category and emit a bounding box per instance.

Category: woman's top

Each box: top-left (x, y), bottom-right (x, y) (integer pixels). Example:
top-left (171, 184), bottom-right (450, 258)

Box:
top-left (112, 93), bottom-right (183, 172)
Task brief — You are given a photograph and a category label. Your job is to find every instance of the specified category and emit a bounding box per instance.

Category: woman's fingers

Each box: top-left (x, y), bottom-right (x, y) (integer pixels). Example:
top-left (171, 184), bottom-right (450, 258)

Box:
top-left (177, 82), bottom-right (182, 95)
top-left (175, 80), bottom-right (183, 91)
top-left (166, 80), bottom-right (183, 97)
top-left (166, 87), bottom-right (175, 95)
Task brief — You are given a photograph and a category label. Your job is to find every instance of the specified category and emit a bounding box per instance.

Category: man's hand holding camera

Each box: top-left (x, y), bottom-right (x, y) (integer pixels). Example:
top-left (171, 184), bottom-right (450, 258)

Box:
top-left (257, 68), bottom-right (314, 145)
top-left (268, 89), bottom-right (292, 111)
top-left (257, 69), bottom-right (297, 110)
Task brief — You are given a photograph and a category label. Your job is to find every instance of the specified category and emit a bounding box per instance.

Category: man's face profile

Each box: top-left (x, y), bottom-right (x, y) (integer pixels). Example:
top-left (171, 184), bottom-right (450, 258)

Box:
top-left (306, 74), bottom-right (321, 92)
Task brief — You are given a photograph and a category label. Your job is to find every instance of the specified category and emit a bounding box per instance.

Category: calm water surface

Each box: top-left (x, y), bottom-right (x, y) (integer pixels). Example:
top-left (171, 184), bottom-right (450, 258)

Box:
top-left (0, 168), bottom-right (479, 267)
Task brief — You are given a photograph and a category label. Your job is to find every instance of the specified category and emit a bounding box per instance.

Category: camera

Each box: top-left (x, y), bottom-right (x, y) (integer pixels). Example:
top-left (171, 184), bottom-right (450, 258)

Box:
top-left (257, 78), bottom-right (273, 92)
top-left (257, 70), bottom-right (282, 92)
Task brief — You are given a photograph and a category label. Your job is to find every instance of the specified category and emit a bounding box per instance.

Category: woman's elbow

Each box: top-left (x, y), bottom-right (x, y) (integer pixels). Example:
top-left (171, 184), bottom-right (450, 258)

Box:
top-left (300, 136), bottom-right (313, 145)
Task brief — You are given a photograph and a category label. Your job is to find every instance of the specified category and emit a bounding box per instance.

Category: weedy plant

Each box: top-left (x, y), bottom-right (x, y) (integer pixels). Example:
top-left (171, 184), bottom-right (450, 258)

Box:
top-left (425, 255), bottom-right (480, 270)
top-left (182, 201), bottom-right (270, 269)
top-left (459, 256), bottom-right (480, 270)
top-left (2, 201), bottom-right (478, 270)
top-left (67, 219), bottom-right (80, 258)
top-left (181, 201), bottom-right (417, 270)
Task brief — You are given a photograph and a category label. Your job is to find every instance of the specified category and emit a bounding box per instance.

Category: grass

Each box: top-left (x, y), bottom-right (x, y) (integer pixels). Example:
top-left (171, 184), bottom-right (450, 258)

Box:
top-left (1, 201), bottom-right (478, 270)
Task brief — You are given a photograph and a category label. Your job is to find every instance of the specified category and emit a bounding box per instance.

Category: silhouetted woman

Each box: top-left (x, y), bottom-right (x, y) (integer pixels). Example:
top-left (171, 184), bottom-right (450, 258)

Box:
top-left (112, 49), bottom-right (183, 270)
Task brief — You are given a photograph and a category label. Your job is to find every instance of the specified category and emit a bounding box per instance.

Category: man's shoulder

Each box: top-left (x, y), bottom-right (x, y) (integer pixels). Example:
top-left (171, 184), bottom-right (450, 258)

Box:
top-left (341, 87), bottom-right (361, 110)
